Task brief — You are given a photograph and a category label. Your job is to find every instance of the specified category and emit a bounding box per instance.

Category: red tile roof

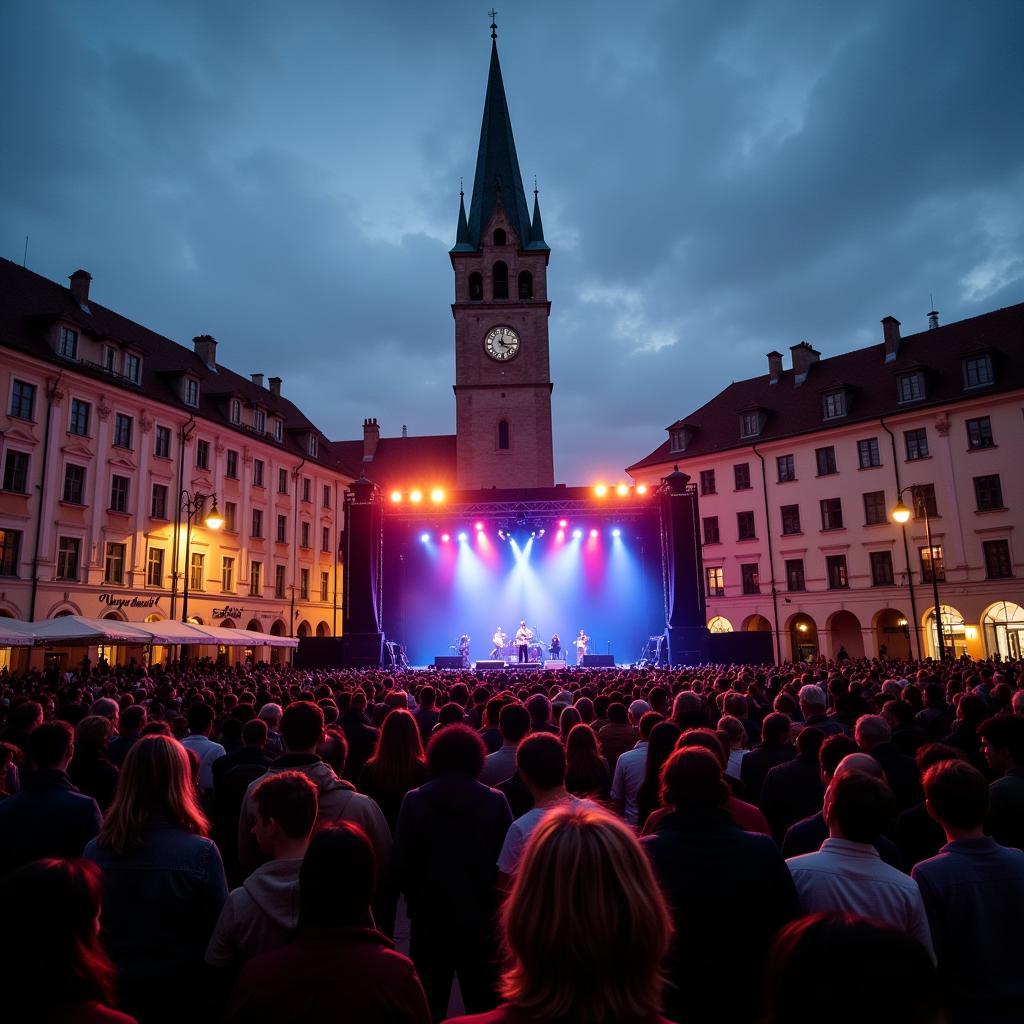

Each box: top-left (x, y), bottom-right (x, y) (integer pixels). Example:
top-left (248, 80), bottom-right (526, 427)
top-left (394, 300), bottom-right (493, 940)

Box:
top-left (333, 434), bottom-right (458, 492)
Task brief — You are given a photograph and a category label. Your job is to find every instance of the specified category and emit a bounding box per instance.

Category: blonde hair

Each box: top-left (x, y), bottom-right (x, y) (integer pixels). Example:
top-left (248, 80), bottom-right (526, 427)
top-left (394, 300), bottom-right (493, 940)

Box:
top-left (98, 735), bottom-right (209, 854)
top-left (501, 804), bottom-right (672, 1023)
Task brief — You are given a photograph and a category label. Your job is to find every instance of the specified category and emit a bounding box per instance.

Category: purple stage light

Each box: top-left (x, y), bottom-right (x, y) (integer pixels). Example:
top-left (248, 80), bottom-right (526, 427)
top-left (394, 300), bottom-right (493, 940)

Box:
top-left (420, 532), bottom-right (430, 543)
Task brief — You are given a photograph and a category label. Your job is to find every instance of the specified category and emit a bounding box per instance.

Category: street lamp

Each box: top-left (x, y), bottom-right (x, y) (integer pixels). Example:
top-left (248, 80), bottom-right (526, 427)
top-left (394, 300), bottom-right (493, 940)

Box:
top-left (180, 491), bottom-right (222, 624)
top-left (892, 485), bottom-right (946, 660)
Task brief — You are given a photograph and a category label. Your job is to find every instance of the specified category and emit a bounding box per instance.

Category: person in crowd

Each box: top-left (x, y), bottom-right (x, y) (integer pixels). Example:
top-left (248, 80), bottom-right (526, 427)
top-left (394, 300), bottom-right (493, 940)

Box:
top-left (564, 722), bottom-right (611, 802)
top-left (760, 726), bottom-right (826, 842)
top-left (480, 702), bottom-right (530, 787)
top-left (257, 703), bottom-right (285, 758)
top-left (413, 686), bottom-right (441, 742)
top-left (557, 704), bottom-right (581, 745)
top-left (445, 804), bottom-right (673, 1024)
top-left (69, 714), bottom-right (120, 811)
top-left (717, 714), bottom-right (748, 781)
top-left (785, 770), bottom-right (933, 955)
top-left (642, 747), bottom-right (799, 1023)
top-left (107, 705), bottom-right (147, 767)
top-left (760, 913), bottom-right (942, 1024)
top-left (525, 693), bottom-right (558, 735)
top-left (739, 711), bottom-right (796, 806)
top-left (634, 720), bottom-right (681, 830)
top-left (911, 758), bottom-right (1024, 1022)
top-left (669, 690), bottom-right (707, 731)
top-left (340, 689), bottom-right (381, 782)
top-left (916, 683), bottom-right (953, 741)
top-left (225, 823), bottom-right (430, 1024)
top-left (855, 714), bottom-right (923, 812)
top-left (884, 699), bottom-right (927, 757)
top-left (0, 720), bottom-right (102, 876)
top-left (89, 697), bottom-right (121, 735)
top-left (180, 702), bottom-right (225, 803)
top-left (394, 724), bottom-right (513, 1021)
top-left (84, 735), bottom-right (228, 1024)
top-left (798, 684), bottom-right (846, 736)
top-left (943, 693), bottom-right (987, 771)
top-left (359, 708), bottom-right (429, 831)
top-left (896, 743), bottom-right (967, 869)
top-left (0, 858), bottom-right (138, 1023)
top-left (0, 739), bottom-right (22, 798)
top-left (0, 698), bottom-right (43, 779)
top-left (479, 696), bottom-right (506, 753)
top-left (610, 710), bottom-right (660, 825)
top-left (597, 702), bottom-right (637, 774)
top-left (977, 713), bottom-right (1024, 850)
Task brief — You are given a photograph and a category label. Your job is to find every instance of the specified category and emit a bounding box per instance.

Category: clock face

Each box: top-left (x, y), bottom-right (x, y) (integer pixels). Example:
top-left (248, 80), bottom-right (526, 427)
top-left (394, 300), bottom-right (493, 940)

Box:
top-left (484, 325), bottom-right (520, 361)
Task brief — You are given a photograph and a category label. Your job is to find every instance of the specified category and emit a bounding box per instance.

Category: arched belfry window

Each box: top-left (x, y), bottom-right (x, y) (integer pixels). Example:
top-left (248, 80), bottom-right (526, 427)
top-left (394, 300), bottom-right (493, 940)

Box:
top-left (498, 419), bottom-right (510, 450)
top-left (493, 262), bottom-right (508, 299)
top-left (468, 272), bottom-right (483, 301)
top-left (493, 228), bottom-right (506, 246)
top-left (518, 271), bottom-right (533, 300)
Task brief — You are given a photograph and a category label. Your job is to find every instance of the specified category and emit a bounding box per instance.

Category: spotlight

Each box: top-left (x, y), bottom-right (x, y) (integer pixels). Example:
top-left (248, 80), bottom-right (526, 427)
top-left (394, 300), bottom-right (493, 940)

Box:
top-left (475, 521), bottom-right (484, 531)
top-left (458, 532), bottom-right (468, 542)
top-left (538, 528), bottom-right (545, 538)
top-left (616, 483), bottom-right (629, 496)
top-left (558, 519), bottom-right (568, 529)
top-left (589, 528), bottom-right (598, 538)
top-left (572, 528), bottom-right (583, 539)
top-left (430, 488), bottom-right (445, 504)
top-left (410, 490), bottom-right (423, 504)
top-left (390, 490), bottom-right (403, 503)
top-left (498, 529), bottom-right (507, 541)
top-left (556, 529), bottom-right (565, 541)
top-left (530, 530), bottom-right (536, 538)
top-left (636, 484), bottom-right (648, 495)
top-left (420, 532), bottom-right (430, 543)
top-left (441, 533), bottom-right (450, 543)
top-left (594, 484), bottom-right (608, 497)
top-left (612, 528), bottom-right (621, 537)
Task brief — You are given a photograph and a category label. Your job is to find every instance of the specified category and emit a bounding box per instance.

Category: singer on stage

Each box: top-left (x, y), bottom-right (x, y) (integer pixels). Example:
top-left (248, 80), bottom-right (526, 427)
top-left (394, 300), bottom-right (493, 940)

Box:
top-left (574, 628), bottom-right (590, 666)
top-left (515, 620), bottom-right (533, 663)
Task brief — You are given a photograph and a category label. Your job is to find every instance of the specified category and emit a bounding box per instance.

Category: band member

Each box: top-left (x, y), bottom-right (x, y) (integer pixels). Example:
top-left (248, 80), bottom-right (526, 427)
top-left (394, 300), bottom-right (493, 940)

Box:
top-left (574, 628), bottom-right (590, 665)
top-left (549, 634), bottom-right (561, 659)
top-left (491, 627), bottom-right (507, 658)
top-left (458, 634), bottom-right (470, 669)
top-left (515, 620), bottom-right (533, 663)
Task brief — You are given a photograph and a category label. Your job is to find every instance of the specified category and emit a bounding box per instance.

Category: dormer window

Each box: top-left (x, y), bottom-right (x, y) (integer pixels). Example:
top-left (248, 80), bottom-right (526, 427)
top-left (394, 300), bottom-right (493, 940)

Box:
top-left (184, 378), bottom-right (199, 407)
top-left (229, 398), bottom-right (241, 425)
top-left (273, 418), bottom-right (283, 442)
top-left (739, 410), bottom-right (766, 439)
top-left (253, 408), bottom-right (266, 433)
top-left (963, 353), bottom-right (993, 389)
top-left (669, 425), bottom-right (694, 453)
top-left (822, 390), bottom-right (848, 420)
top-left (60, 327), bottom-right (79, 360)
top-left (308, 434), bottom-right (318, 458)
top-left (897, 371), bottom-right (925, 403)
top-left (124, 352), bottom-right (141, 384)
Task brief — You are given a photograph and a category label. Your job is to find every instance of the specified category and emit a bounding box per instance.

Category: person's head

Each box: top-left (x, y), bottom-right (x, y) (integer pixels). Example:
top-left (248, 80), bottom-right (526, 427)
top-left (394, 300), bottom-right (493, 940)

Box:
top-left (89, 697), bottom-right (120, 731)
top-left (367, 708), bottom-right (425, 789)
top-left (500, 805), bottom-right (671, 1023)
top-left (9, 699), bottom-right (43, 733)
top-left (716, 714), bottom-right (747, 750)
top-left (923, 759), bottom-right (989, 834)
top-left (280, 701), bottom-right (325, 753)
top-left (798, 684), bottom-right (827, 718)
top-left (29, 720), bottom-right (74, 770)
top-left (438, 701), bottom-right (465, 727)
top-left (120, 704), bottom-right (147, 735)
top-left (318, 725), bottom-right (349, 777)
top-left (418, 685), bottom-right (436, 710)
top-left (298, 822), bottom-right (375, 928)
top-left (258, 702), bottom-right (283, 728)
top-left (635, 709), bottom-right (661, 741)
top-left (526, 693), bottom-right (551, 726)
top-left (185, 702), bottom-right (215, 737)
top-left (628, 700), bottom-right (651, 727)
top-left (818, 733), bottom-right (858, 782)
top-left (565, 722), bottom-right (601, 762)
top-left (426, 724), bottom-right (486, 778)
top-left (661, 747), bottom-right (729, 813)
top-left (499, 702), bottom-right (531, 745)
top-left (824, 770), bottom-right (895, 843)
top-left (1011, 690), bottom-right (1024, 717)
top-left (250, 770), bottom-right (319, 856)
top-left (978, 714), bottom-right (1024, 775)
top-left (74, 715), bottom-right (113, 755)
top-left (677, 727), bottom-right (727, 770)
top-left (762, 913), bottom-right (941, 1024)
top-left (854, 714), bottom-right (891, 752)
top-left (516, 733), bottom-right (565, 794)
top-left (242, 717), bottom-right (269, 748)
top-left (761, 711), bottom-right (792, 746)
top-left (558, 705), bottom-right (581, 741)
top-left (0, 859), bottom-right (117, 1013)
top-left (99, 735), bottom-right (208, 853)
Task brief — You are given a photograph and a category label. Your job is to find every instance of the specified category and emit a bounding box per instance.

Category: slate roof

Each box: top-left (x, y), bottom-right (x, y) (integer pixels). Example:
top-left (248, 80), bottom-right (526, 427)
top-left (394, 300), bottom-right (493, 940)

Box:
top-left (627, 302), bottom-right (1024, 472)
top-left (331, 434), bottom-right (457, 492)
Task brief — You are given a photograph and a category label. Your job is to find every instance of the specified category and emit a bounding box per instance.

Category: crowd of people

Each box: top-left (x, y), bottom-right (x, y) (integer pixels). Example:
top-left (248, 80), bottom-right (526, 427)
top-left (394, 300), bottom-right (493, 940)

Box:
top-left (1, 653), bottom-right (1023, 1023)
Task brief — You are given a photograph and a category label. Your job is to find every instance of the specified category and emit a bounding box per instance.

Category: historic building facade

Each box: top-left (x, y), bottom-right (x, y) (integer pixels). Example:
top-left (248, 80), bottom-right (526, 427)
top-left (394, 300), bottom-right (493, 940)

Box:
top-left (628, 305), bottom-right (1024, 662)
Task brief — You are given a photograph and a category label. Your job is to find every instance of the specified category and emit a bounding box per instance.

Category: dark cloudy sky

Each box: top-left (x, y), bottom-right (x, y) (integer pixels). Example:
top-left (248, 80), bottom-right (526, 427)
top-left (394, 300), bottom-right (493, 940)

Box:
top-left (2, 1), bottom-right (1022, 484)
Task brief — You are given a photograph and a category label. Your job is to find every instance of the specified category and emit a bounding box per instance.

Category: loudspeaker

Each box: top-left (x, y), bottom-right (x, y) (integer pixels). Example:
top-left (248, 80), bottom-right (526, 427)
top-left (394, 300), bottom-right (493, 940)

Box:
top-left (512, 661), bottom-right (542, 669)
top-left (433, 656), bottom-right (463, 669)
top-left (582, 654), bottom-right (615, 667)
top-left (341, 632), bottom-right (384, 668)
top-left (475, 660), bottom-right (506, 671)
top-left (544, 660), bottom-right (567, 669)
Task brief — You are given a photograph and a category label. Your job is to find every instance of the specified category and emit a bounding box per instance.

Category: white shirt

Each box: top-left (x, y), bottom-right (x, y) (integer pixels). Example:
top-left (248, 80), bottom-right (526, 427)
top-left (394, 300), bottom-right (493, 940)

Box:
top-left (726, 748), bottom-right (747, 781)
top-left (181, 734), bottom-right (226, 792)
top-left (787, 838), bottom-right (934, 957)
top-left (498, 795), bottom-right (598, 876)
top-left (481, 743), bottom-right (518, 787)
top-left (610, 740), bottom-right (648, 825)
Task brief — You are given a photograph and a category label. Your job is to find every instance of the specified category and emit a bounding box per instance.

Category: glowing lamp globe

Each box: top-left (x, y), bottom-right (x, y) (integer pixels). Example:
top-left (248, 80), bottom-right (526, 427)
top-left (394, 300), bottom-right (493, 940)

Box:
top-left (891, 501), bottom-right (912, 524)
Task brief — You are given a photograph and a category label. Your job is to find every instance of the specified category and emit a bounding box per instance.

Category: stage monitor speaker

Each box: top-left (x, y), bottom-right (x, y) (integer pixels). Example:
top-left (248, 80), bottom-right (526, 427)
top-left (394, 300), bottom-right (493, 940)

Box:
top-left (512, 661), bottom-right (542, 669)
top-left (544, 659), bottom-right (567, 669)
top-left (581, 654), bottom-right (615, 667)
top-left (433, 656), bottom-right (464, 670)
top-left (476, 660), bottom-right (506, 671)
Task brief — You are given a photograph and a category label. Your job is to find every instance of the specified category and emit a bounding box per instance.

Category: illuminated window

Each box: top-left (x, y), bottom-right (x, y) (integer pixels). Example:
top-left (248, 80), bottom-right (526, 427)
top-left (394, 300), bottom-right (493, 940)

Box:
top-left (705, 567), bottom-right (725, 597)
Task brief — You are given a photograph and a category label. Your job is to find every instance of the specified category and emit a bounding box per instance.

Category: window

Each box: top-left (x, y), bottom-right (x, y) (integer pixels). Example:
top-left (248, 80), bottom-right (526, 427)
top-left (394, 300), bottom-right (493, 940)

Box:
top-left (974, 474), bottom-right (1004, 511)
top-left (196, 439), bottom-right (210, 470)
top-left (2, 451), bottom-right (29, 493)
top-left (57, 537), bottom-right (80, 581)
top-left (302, 478), bottom-right (311, 503)
top-left (320, 571), bottom-right (330, 602)
top-left (185, 379), bottom-right (199, 407)
top-left (897, 372), bottom-right (925, 403)
top-left (275, 564), bottom-right (286, 599)
top-left (322, 526), bottom-right (331, 553)
top-left (963, 354), bottom-right (993, 389)
top-left (146, 547), bottom-right (164, 588)
top-left (826, 554), bottom-right (849, 589)
top-left (222, 556), bottom-right (235, 593)
top-left (0, 529), bottom-right (21, 576)
top-left (518, 271), bottom-right (533, 300)
top-left (113, 413), bottom-right (133, 449)
top-left (109, 475), bottom-right (130, 513)
top-left (734, 463), bottom-right (751, 490)
top-left (785, 559), bottom-right (805, 592)
top-left (498, 420), bottom-right (510, 450)
top-left (10, 380), bottom-right (36, 420)
top-left (276, 514), bottom-right (288, 543)
top-left (699, 470), bottom-right (716, 495)
top-left (225, 449), bottom-right (238, 478)
top-left (777, 455), bottom-right (795, 482)
top-left (224, 501), bottom-right (237, 533)
top-left (278, 468), bottom-right (289, 494)
top-left (253, 459), bottom-right (264, 487)
top-left (230, 399), bottom-right (241, 424)
top-left (59, 327), bottom-right (79, 360)
top-left (984, 540), bottom-right (1013, 579)
top-left (493, 261), bottom-right (508, 299)
top-left (857, 438), bottom-right (881, 468)
top-left (250, 561), bottom-right (262, 596)
top-left (103, 347), bottom-right (116, 372)
top-left (815, 446), bottom-right (837, 476)
top-left (69, 399), bottom-right (90, 436)
top-left (913, 484), bottom-right (938, 519)
top-left (781, 504), bottom-right (801, 535)
top-left (469, 272), bottom-right (483, 300)
top-left (966, 417), bottom-right (994, 450)
top-left (863, 490), bottom-right (887, 526)
top-left (251, 508), bottom-right (263, 538)
top-left (322, 485), bottom-right (331, 509)
top-left (124, 353), bottom-right (141, 384)
top-left (104, 542), bottom-right (125, 584)
top-left (493, 229), bottom-right (506, 246)
top-left (155, 425), bottom-right (171, 459)
top-left (189, 552), bottom-right (205, 591)
top-left (151, 484), bottom-right (168, 519)
top-left (669, 428), bottom-right (688, 453)
top-left (904, 428), bottom-right (928, 461)
top-left (703, 517), bottom-right (720, 544)
top-left (741, 563), bottom-right (760, 595)
top-left (63, 464), bottom-right (86, 504)
top-left (920, 545), bottom-right (945, 583)
top-left (273, 419), bottom-right (282, 443)
top-left (705, 567), bottom-right (725, 597)
top-left (300, 522), bottom-right (311, 548)
top-left (870, 550), bottom-right (894, 586)
top-left (308, 434), bottom-right (318, 458)
top-left (300, 568), bottom-right (310, 600)
top-left (740, 411), bottom-right (762, 438)
top-left (822, 390), bottom-right (847, 419)
top-left (820, 498), bottom-right (844, 530)
top-left (249, 408), bottom-right (264, 434)
top-left (737, 511), bottom-right (756, 540)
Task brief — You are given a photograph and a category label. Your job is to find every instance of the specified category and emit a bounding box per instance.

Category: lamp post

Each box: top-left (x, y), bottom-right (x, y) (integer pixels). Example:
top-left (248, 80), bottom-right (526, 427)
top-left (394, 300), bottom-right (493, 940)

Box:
top-left (891, 485), bottom-right (946, 660)
top-left (179, 490), bottom-right (223, 624)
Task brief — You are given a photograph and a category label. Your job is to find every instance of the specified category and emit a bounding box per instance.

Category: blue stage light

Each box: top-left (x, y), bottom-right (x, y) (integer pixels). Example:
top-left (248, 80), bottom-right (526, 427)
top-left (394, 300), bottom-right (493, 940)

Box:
top-left (420, 532), bottom-right (430, 544)
top-left (612, 528), bottom-right (621, 537)
top-left (458, 531), bottom-right (468, 542)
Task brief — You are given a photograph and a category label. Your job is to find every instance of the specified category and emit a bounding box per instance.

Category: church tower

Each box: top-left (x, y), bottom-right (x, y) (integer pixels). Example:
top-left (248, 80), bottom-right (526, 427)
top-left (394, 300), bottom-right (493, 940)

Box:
top-left (451, 22), bottom-right (554, 489)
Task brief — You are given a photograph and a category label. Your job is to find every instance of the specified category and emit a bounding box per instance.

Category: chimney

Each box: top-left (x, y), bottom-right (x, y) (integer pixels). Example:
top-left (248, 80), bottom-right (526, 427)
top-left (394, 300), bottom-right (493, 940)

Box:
top-left (790, 341), bottom-right (820, 384)
top-left (927, 309), bottom-right (939, 331)
top-left (268, 376), bottom-right (282, 397)
top-left (882, 316), bottom-right (901, 362)
top-left (402, 424), bottom-right (408, 438)
top-left (69, 269), bottom-right (91, 307)
top-left (767, 351), bottom-right (783, 385)
top-left (192, 334), bottom-right (217, 369)
top-left (250, 373), bottom-right (264, 388)
top-left (363, 417), bottom-right (380, 461)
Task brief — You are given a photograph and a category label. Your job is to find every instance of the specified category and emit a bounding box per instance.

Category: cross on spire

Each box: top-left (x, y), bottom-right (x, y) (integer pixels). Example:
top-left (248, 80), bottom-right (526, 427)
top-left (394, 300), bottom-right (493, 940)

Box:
top-left (489, 9), bottom-right (498, 39)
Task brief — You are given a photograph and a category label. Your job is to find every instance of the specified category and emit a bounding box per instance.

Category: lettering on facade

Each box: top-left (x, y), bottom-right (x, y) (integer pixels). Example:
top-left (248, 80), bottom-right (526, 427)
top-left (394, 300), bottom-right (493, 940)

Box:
top-left (212, 606), bottom-right (244, 620)
top-left (99, 592), bottom-right (161, 610)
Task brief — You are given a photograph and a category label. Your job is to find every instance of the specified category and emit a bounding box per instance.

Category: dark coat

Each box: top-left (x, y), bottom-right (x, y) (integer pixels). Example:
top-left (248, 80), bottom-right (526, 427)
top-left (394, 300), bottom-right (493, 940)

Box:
top-left (759, 753), bottom-right (824, 842)
top-left (68, 749), bottom-right (119, 811)
top-left (870, 741), bottom-right (923, 812)
top-left (740, 741), bottom-right (796, 806)
top-left (782, 811), bottom-right (904, 870)
top-left (896, 801), bottom-right (946, 869)
top-left (340, 711), bottom-right (380, 783)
